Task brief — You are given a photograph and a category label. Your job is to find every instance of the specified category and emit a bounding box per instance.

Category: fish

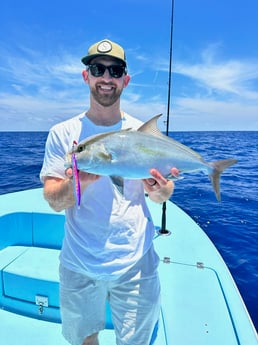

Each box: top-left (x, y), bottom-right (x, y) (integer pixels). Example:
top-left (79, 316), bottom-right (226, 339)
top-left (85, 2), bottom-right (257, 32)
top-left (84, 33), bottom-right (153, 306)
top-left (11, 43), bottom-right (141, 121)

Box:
top-left (65, 114), bottom-right (237, 201)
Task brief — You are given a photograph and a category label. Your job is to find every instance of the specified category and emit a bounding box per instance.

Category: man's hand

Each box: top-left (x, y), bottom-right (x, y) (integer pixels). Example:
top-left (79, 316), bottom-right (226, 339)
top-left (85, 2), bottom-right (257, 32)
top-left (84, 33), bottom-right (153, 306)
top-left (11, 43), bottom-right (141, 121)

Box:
top-left (142, 168), bottom-right (179, 203)
top-left (66, 168), bottom-right (100, 193)
top-left (44, 169), bottom-right (100, 212)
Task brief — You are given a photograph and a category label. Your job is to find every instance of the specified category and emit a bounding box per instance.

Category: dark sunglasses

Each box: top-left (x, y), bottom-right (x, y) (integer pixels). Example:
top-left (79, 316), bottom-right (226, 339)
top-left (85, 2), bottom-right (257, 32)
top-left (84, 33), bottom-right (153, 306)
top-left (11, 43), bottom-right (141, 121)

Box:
top-left (87, 63), bottom-right (126, 78)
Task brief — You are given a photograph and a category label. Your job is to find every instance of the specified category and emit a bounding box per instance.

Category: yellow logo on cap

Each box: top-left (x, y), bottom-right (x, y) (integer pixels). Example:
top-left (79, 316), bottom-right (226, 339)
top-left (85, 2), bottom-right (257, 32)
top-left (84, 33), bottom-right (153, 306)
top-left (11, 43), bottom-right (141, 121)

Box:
top-left (97, 41), bottom-right (112, 53)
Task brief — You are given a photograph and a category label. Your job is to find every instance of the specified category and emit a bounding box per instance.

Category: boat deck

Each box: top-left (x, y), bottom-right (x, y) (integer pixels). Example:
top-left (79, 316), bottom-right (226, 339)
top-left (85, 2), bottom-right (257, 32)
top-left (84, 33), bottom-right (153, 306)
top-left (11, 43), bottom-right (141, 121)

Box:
top-left (0, 189), bottom-right (257, 344)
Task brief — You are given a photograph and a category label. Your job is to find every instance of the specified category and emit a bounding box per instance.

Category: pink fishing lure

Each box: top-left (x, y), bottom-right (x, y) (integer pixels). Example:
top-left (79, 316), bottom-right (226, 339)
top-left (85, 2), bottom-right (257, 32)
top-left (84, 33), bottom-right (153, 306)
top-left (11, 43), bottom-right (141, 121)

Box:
top-left (72, 141), bottom-right (81, 208)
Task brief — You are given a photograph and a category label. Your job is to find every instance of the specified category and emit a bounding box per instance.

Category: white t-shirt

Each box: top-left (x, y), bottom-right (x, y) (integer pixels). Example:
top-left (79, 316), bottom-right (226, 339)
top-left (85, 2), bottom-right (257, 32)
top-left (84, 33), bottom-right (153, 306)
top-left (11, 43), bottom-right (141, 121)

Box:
top-left (40, 112), bottom-right (155, 280)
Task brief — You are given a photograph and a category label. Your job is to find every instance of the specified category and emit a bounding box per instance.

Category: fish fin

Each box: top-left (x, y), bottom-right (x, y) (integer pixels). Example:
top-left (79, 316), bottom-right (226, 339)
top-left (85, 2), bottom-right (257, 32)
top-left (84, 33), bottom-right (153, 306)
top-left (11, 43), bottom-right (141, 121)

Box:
top-left (168, 137), bottom-right (204, 160)
top-left (138, 114), bottom-right (203, 160)
top-left (137, 114), bottom-right (165, 138)
top-left (166, 173), bottom-right (184, 181)
top-left (110, 176), bottom-right (124, 194)
top-left (209, 159), bottom-right (238, 201)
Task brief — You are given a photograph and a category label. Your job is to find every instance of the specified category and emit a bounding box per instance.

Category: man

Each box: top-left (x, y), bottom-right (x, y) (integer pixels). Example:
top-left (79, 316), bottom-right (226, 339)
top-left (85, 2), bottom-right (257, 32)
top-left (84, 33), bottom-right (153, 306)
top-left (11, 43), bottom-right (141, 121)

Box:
top-left (41, 39), bottom-right (175, 345)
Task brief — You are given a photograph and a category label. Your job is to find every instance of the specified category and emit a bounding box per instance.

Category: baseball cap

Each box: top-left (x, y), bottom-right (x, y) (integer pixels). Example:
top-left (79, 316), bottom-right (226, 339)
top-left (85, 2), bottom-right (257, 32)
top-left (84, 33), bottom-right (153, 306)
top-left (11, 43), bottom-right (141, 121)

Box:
top-left (81, 39), bottom-right (126, 66)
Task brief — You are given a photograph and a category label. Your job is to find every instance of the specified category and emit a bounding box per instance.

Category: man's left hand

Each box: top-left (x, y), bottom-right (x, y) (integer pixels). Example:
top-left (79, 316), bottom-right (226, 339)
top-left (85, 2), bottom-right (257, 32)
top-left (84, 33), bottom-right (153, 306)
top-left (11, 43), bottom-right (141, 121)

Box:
top-left (142, 168), bottom-right (178, 203)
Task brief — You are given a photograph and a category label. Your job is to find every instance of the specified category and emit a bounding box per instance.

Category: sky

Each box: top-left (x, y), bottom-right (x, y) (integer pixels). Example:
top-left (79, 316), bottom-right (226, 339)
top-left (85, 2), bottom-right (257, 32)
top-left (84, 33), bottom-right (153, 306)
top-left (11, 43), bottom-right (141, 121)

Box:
top-left (0, 0), bottom-right (257, 131)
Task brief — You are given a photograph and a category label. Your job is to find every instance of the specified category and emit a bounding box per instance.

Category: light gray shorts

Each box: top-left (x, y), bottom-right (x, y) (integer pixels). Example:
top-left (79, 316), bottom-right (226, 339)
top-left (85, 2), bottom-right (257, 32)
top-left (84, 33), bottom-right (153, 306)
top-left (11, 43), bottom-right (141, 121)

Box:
top-left (59, 246), bottom-right (161, 345)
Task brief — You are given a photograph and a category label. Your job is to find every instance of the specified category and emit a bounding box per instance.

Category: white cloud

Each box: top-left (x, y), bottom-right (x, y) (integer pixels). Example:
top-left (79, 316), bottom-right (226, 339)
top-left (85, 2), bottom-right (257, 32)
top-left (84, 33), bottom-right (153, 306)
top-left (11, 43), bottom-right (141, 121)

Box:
top-left (0, 43), bottom-right (258, 131)
top-left (173, 45), bottom-right (258, 100)
top-left (171, 97), bottom-right (258, 130)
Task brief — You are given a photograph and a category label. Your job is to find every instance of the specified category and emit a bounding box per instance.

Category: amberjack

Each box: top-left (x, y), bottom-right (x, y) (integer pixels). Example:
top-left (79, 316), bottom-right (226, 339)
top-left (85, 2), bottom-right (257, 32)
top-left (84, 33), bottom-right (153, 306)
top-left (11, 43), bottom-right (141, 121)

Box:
top-left (66, 114), bottom-right (237, 201)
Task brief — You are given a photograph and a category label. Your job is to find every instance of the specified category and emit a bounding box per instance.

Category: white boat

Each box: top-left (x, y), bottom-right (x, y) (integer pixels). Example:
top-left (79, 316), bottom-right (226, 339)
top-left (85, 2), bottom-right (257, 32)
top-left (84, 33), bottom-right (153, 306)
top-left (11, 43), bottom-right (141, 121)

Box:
top-left (0, 188), bottom-right (257, 344)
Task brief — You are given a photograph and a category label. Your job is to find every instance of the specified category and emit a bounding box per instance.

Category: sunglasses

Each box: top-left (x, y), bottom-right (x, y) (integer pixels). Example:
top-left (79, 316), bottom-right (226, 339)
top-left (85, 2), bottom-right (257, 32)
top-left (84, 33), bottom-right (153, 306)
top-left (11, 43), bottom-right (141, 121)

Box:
top-left (87, 63), bottom-right (126, 78)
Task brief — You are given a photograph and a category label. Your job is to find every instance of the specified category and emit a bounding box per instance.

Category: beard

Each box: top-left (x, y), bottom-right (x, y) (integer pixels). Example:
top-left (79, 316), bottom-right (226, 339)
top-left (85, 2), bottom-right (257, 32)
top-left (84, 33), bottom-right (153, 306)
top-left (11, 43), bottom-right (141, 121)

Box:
top-left (90, 82), bottom-right (123, 107)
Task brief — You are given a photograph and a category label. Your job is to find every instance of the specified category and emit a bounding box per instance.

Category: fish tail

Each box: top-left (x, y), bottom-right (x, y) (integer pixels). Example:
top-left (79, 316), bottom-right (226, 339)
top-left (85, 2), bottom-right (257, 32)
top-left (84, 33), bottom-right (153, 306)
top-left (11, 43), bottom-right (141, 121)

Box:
top-left (209, 159), bottom-right (237, 201)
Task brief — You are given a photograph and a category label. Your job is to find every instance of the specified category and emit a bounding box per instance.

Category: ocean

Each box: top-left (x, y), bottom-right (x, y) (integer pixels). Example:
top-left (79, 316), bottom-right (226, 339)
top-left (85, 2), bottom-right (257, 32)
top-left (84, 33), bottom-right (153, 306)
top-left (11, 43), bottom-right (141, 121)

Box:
top-left (0, 130), bottom-right (257, 331)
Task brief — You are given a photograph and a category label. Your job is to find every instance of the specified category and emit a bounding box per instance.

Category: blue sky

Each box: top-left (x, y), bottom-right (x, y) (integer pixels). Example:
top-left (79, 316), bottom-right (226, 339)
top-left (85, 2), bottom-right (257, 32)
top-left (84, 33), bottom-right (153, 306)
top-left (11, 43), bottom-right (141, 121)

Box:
top-left (0, 0), bottom-right (257, 131)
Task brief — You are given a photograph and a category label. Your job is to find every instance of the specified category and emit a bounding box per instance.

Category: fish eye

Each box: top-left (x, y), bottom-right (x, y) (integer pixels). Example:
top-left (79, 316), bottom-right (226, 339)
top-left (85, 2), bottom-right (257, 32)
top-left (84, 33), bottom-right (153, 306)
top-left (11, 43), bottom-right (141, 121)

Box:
top-left (77, 145), bottom-right (84, 153)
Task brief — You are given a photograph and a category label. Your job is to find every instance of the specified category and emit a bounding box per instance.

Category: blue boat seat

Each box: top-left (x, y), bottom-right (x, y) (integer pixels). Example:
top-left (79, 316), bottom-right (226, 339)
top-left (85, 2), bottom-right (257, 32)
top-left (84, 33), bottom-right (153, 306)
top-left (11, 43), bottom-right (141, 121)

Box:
top-left (0, 212), bottom-right (65, 250)
top-left (3, 247), bottom-right (60, 307)
top-left (0, 245), bottom-right (114, 328)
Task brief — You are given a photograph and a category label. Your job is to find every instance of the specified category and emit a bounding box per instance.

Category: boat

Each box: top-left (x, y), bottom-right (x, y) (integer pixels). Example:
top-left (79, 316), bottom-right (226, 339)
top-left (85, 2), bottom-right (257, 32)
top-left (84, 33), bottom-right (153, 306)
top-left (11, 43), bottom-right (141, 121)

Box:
top-left (0, 187), bottom-right (257, 344)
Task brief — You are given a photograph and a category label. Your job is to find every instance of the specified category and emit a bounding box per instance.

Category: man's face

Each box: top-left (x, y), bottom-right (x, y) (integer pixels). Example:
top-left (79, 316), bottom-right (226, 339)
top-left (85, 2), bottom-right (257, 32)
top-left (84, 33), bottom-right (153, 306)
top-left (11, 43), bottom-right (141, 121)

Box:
top-left (85, 56), bottom-right (130, 107)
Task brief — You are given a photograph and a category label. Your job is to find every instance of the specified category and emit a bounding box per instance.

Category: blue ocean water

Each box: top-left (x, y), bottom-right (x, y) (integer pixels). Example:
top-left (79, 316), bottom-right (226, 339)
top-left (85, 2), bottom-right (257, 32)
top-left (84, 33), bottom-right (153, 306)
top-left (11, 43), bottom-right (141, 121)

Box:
top-left (0, 130), bottom-right (257, 331)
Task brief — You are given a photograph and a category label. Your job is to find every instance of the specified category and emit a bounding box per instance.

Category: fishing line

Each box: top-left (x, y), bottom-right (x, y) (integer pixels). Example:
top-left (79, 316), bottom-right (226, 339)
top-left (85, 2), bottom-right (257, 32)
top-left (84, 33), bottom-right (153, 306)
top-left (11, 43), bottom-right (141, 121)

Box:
top-left (165, 0), bottom-right (175, 136)
top-left (159, 0), bottom-right (175, 235)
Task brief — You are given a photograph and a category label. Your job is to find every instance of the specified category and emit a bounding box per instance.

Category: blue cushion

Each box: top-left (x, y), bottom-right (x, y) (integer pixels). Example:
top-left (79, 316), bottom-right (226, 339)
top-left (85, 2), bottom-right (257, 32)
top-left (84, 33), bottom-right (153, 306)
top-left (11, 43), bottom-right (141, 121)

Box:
top-left (3, 247), bottom-right (60, 307)
top-left (1, 246), bottom-right (114, 328)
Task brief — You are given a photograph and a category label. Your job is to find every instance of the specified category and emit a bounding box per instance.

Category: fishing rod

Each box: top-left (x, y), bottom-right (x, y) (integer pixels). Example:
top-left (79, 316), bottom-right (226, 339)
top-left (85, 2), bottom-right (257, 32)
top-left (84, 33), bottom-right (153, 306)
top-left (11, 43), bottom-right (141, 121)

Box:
top-left (159, 0), bottom-right (175, 235)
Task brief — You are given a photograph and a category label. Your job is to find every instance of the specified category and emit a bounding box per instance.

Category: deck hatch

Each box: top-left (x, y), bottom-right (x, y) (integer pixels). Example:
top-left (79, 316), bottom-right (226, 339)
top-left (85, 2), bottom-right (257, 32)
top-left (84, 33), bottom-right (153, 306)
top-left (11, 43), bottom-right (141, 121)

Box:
top-left (159, 261), bottom-right (239, 344)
